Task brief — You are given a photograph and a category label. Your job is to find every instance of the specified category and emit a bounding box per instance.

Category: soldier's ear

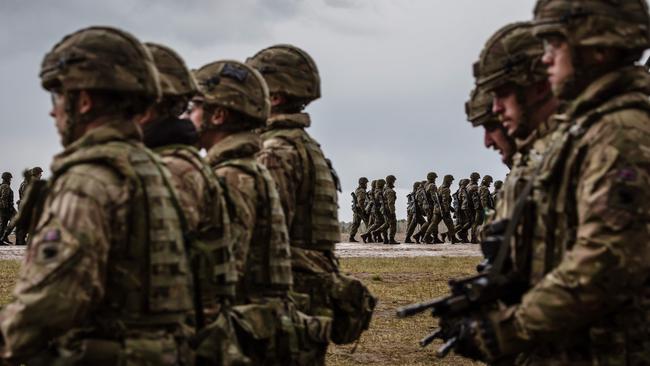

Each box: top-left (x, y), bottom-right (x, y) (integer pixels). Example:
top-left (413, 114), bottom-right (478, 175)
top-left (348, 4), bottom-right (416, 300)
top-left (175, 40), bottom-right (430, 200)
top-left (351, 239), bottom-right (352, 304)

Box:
top-left (210, 107), bottom-right (228, 126)
top-left (77, 90), bottom-right (93, 115)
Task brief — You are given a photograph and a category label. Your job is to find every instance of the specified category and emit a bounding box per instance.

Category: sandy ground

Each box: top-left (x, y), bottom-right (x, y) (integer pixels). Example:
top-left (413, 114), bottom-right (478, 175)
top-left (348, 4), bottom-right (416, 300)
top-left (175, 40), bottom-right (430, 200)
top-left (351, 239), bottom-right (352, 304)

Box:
top-left (0, 241), bottom-right (481, 260)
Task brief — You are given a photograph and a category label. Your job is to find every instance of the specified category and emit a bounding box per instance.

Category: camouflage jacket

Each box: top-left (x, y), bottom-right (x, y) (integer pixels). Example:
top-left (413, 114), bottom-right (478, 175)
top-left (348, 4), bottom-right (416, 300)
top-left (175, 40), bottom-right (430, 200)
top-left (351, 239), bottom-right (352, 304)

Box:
top-left (353, 186), bottom-right (367, 214)
top-left (467, 181), bottom-right (480, 210)
top-left (208, 132), bottom-right (292, 301)
top-left (383, 186), bottom-right (396, 215)
top-left (156, 144), bottom-right (237, 307)
top-left (424, 181), bottom-right (440, 214)
top-left (459, 186), bottom-right (470, 211)
top-left (0, 183), bottom-right (14, 213)
top-left (0, 120), bottom-right (193, 362)
top-left (504, 66), bottom-right (650, 364)
top-left (479, 185), bottom-right (492, 210)
top-left (438, 185), bottom-right (452, 214)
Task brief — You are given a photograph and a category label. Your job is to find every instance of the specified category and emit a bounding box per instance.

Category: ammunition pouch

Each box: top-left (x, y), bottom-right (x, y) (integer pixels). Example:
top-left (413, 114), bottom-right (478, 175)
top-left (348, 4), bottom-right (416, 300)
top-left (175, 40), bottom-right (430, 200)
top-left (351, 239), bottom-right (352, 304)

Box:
top-left (227, 300), bottom-right (330, 365)
top-left (330, 273), bottom-right (377, 345)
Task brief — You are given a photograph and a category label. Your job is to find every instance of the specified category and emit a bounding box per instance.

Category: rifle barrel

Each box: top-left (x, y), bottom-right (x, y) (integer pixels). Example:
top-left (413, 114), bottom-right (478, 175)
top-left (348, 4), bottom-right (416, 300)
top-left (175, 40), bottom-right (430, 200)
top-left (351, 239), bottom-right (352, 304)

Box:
top-left (395, 298), bottom-right (443, 318)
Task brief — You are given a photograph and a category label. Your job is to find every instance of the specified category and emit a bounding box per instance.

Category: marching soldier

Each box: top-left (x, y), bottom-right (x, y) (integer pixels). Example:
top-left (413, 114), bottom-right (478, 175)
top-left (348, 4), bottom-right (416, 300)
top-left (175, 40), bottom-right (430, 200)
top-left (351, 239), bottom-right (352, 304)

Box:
top-left (405, 181), bottom-right (425, 243)
top-left (0, 172), bottom-right (14, 244)
top-left (349, 177), bottom-right (369, 242)
top-left (467, 172), bottom-right (481, 243)
top-left (437, 175), bottom-right (458, 243)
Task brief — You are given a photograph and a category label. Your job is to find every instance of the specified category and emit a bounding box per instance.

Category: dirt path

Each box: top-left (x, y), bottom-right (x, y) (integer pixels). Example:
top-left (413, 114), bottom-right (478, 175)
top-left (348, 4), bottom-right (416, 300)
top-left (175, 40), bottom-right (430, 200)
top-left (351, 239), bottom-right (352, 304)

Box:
top-left (335, 242), bottom-right (481, 258)
top-left (0, 242), bottom-right (482, 260)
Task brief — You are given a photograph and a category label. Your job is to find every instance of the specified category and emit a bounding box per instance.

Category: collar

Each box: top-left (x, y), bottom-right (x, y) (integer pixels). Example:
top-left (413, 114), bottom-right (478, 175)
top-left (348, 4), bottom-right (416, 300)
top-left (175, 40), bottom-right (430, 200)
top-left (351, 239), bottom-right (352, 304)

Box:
top-left (54, 118), bottom-right (142, 161)
top-left (266, 112), bottom-right (311, 129)
top-left (206, 131), bottom-right (261, 166)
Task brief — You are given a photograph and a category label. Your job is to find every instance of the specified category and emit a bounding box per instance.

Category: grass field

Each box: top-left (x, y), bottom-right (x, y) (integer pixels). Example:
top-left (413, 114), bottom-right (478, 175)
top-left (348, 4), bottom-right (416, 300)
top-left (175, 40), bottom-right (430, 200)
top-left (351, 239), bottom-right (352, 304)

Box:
top-left (0, 257), bottom-right (482, 365)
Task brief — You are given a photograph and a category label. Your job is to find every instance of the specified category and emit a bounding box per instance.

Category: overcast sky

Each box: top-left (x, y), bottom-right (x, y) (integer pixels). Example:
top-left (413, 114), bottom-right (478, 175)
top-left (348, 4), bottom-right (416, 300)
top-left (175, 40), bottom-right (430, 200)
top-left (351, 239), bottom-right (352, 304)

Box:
top-left (0, 0), bottom-right (537, 221)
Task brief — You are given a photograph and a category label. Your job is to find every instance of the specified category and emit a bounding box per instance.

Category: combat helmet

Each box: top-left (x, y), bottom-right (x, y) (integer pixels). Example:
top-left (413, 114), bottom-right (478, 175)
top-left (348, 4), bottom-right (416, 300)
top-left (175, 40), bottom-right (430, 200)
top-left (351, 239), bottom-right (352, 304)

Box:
top-left (533, 0), bottom-right (650, 54)
top-left (40, 26), bottom-right (160, 98)
top-left (475, 21), bottom-right (547, 93)
top-left (246, 44), bottom-right (321, 105)
top-left (494, 180), bottom-right (503, 189)
top-left (465, 87), bottom-right (497, 127)
top-left (386, 175), bottom-right (396, 184)
top-left (426, 172), bottom-right (438, 181)
top-left (31, 167), bottom-right (43, 176)
top-left (359, 177), bottom-right (369, 185)
top-left (413, 181), bottom-right (421, 190)
top-left (443, 174), bottom-right (454, 185)
top-left (376, 179), bottom-right (386, 188)
top-left (194, 60), bottom-right (270, 129)
top-left (482, 175), bottom-right (494, 185)
top-left (460, 178), bottom-right (469, 187)
top-left (145, 43), bottom-right (198, 98)
top-left (470, 172), bottom-right (480, 181)
top-left (40, 27), bottom-right (161, 146)
top-left (1, 172), bottom-right (11, 181)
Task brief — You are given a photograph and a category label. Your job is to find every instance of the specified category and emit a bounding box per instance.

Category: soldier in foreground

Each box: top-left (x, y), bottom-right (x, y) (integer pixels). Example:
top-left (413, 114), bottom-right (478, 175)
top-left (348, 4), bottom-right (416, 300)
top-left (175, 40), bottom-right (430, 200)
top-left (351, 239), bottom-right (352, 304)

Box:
top-left (140, 43), bottom-right (240, 363)
top-left (408, 1), bottom-right (650, 363)
top-left (0, 173), bottom-right (14, 245)
top-left (0, 27), bottom-right (195, 364)
top-left (250, 45), bottom-right (375, 354)
top-left (349, 177), bottom-right (369, 242)
top-left (191, 59), bottom-right (330, 364)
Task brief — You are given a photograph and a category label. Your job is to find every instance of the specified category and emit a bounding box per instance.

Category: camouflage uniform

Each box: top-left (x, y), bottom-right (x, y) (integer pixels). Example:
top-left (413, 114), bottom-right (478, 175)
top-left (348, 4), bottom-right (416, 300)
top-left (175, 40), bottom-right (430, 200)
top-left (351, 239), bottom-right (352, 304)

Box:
top-left (436, 175), bottom-right (458, 243)
top-left (479, 175), bottom-right (493, 213)
top-left (451, 3), bottom-right (650, 364)
top-left (492, 180), bottom-right (503, 208)
top-left (382, 175), bottom-right (399, 244)
top-left (405, 181), bottom-right (425, 243)
top-left (361, 180), bottom-right (377, 242)
top-left (349, 177), bottom-right (369, 242)
top-left (8, 168), bottom-right (42, 246)
top-left (250, 45), bottom-right (374, 349)
top-left (0, 27), bottom-right (195, 365)
top-left (467, 172), bottom-right (481, 243)
top-left (0, 173), bottom-right (15, 244)
top-left (417, 172), bottom-right (441, 243)
top-left (454, 179), bottom-right (471, 242)
top-left (143, 43), bottom-right (237, 328)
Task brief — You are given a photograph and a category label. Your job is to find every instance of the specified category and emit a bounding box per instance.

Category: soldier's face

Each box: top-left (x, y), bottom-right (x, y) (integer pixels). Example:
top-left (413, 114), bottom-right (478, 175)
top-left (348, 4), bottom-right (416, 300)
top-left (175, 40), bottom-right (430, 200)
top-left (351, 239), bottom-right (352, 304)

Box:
top-left (49, 91), bottom-right (68, 140)
top-left (187, 98), bottom-right (204, 132)
top-left (542, 36), bottom-right (574, 94)
top-left (492, 84), bottom-right (522, 137)
top-left (483, 122), bottom-right (514, 166)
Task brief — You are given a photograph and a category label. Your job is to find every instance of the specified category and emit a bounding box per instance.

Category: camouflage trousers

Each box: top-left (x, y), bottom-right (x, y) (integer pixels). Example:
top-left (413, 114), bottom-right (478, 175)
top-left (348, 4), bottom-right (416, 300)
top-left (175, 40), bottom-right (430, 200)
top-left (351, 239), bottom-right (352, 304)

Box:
top-left (0, 210), bottom-right (12, 239)
top-left (405, 212), bottom-right (425, 239)
top-left (471, 209), bottom-right (484, 242)
top-left (364, 211), bottom-right (385, 236)
top-left (431, 211), bottom-right (455, 242)
top-left (349, 210), bottom-right (369, 238)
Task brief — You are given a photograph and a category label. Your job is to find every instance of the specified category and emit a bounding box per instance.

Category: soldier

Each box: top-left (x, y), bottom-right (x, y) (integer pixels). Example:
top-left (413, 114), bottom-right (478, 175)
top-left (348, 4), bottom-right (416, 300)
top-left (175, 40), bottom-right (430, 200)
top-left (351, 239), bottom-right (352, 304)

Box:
top-left (361, 180), bottom-right (377, 243)
top-left (437, 175), bottom-right (458, 243)
top-left (139, 42), bottom-right (238, 349)
top-left (467, 172), bottom-right (481, 243)
top-left (449, 1), bottom-right (650, 363)
top-left (382, 175), bottom-right (399, 244)
top-left (420, 172), bottom-right (443, 244)
top-left (0, 172), bottom-right (14, 245)
top-left (479, 175), bottom-right (493, 213)
top-left (250, 45), bottom-right (374, 354)
top-left (3, 168), bottom-right (43, 245)
top-left (0, 27), bottom-right (195, 364)
top-left (405, 181), bottom-right (425, 243)
top-left (365, 179), bottom-right (387, 243)
top-left (454, 178), bottom-right (471, 242)
top-left (492, 179), bottom-right (503, 208)
top-left (349, 177), bottom-right (369, 242)
top-left (191, 59), bottom-right (329, 364)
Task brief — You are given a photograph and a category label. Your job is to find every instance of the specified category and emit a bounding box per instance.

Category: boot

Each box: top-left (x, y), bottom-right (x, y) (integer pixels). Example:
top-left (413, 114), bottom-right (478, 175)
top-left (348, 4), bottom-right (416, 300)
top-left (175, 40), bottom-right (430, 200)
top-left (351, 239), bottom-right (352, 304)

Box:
top-left (433, 235), bottom-right (443, 244)
top-left (441, 233), bottom-right (448, 242)
top-left (451, 233), bottom-right (460, 244)
top-left (349, 235), bottom-right (359, 243)
top-left (374, 232), bottom-right (382, 243)
top-left (470, 235), bottom-right (479, 244)
top-left (424, 235), bottom-right (433, 244)
top-left (382, 232), bottom-right (389, 244)
top-left (413, 233), bottom-right (422, 244)
top-left (404, 236), bottom-right (413, 243)
top-left (457, 232), bottom-right (469, 243)
top-left (361, 233), bottom-right (368, 243)
top-left (388, 236), bottom-right (400, 245)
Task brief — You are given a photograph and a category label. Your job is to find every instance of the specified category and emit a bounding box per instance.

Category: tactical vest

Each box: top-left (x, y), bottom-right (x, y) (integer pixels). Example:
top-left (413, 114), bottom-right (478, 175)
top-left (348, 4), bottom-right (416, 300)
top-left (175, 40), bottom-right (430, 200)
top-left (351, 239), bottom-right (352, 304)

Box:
top-left (261, 128), bottom-right (339, 251)
top-left (51, 141), bottom-right (193, 329)
top-left (530, 91), bottom-right (650, 362)
top-left (214, 157), bottom-right (292, 301)
top-left (155, 144), bottom-right (236, 305)
top-left (467, 182), bottom-right (480, 210)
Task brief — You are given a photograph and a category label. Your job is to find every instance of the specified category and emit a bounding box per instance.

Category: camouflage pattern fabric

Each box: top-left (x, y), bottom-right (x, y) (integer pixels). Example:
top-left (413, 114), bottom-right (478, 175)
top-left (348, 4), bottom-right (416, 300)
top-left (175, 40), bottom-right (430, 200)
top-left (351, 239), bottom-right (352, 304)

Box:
top-left (436, 183), bottom-right (456, 243)
top-left (0, 120), bottom-right (194, 364)
top-left (0, 183), bottom-right (14, 241)
top-left (467, 179), bottom-right (481, 243)
top-left (349, 186), bottom-right (369, 240)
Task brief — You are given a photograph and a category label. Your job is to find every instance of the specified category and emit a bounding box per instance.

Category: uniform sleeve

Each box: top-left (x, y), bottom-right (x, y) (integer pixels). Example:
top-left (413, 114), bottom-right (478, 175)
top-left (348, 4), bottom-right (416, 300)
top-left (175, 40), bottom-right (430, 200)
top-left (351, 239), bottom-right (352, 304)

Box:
top-left (480, 187), bottom-right (490, 209)
top-left (357, 189), bottom-right (366, 207)
top-left (441, 188), bottom-right (452, 208)
top-left (386, 190), bottom-right (396, 214)
top-left (214, 166), bottom-right (258, 280)
top-left (0, 165), bottom-right (117, 361)
top-left (258, 138), bottom-right (302, 228)
top-left (514, 111), bottom-right (650, 340)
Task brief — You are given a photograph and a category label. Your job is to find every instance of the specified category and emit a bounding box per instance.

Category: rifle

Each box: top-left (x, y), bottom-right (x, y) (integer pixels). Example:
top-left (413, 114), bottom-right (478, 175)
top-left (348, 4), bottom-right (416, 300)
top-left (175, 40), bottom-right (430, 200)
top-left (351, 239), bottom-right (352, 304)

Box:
top-left (396, 171), bottom-right (537, 358)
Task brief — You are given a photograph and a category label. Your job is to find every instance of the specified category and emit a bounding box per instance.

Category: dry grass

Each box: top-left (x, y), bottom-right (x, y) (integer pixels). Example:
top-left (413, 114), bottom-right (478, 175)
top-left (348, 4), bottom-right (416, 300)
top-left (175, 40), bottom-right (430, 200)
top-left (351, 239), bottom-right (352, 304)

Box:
top-left (0, 257), bottom-right (483, 365)
top-left (328, 257), bottom-right (484, 366)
